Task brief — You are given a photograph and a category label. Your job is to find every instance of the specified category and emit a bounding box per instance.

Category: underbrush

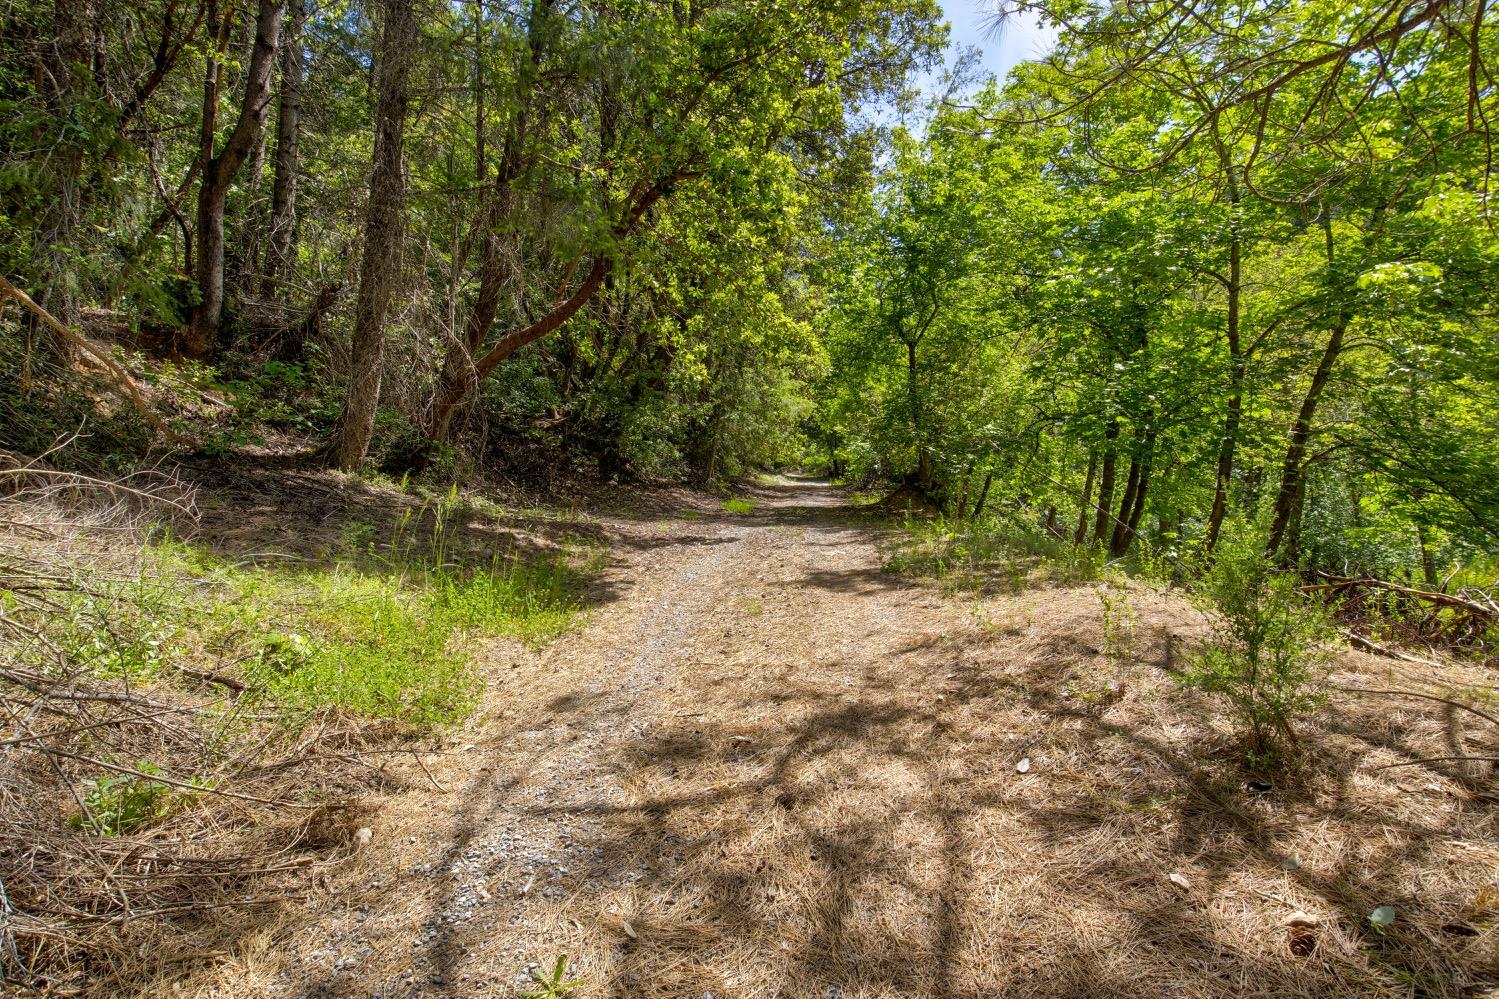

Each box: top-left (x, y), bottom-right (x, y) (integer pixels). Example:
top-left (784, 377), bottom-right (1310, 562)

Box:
top-left (1176, 521), bottom-right (1334, 767)
top-left (883, 514), bottom-right (1113, 590)
top-left (890, 513), bottom-right (1390, 769)
top-left (0, 464), bottom-right (596, 993)
top-left (23, 507), bottom-right (593, 729)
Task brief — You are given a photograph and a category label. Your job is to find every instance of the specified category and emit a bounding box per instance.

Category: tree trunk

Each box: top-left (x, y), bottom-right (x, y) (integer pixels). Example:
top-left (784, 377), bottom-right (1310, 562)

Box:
top-left (905, 337), bottom-right (933, 493)
top-left (421, 178), bottom-right (672, 449)
top-left (1092, 419), bottom-right (1119, 546)
top-left (324, 0), bottom-right (416, 471)
top-left (261, 0), bottom-right (306, 293)
top-left (472, 0), bottom-right (486, 183)
top-left (1416, 520), bottom-right (1439, 588)
top-left (1205, 214), bottom-right (1243, 552)
top-left (1266, 315), bottom-right (1348, 559)
top-left (1110, 454), bottom-right (1142, 556)
top-left (183, 0), bottom-right (283, 358)
top-left (30, 0), bottom-right (96, 362)
top-left (954, 461), bottom-right (975, 517)
top-left (701, 401), bottom-right (723, 485)
top-left (1073, 451), bottom-right (1096, 544)
top-left (1111, 416), bottom-right (1155, 557)
top-left (1119, 426), bottom-right (1156, 555)
top-left (970, 472), bottom-right (994, 521)
top-left (1269, 208), bottom-right (1358, 561)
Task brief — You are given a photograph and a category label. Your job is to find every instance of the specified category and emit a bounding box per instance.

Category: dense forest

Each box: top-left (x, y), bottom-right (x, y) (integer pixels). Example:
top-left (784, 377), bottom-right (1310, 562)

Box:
top-left (2, 0), bottom-right (944, 481)
top-left (822, 0), bottom-right (1499, 582)
top-left (4, 0), bottom-right (1497, 577)
top-left (3, 0), bottom-right (1499, 995)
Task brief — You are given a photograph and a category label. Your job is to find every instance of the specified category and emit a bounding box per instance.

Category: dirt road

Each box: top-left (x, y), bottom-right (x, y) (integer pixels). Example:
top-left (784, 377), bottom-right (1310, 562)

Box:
top-left (206, 476), bottom-right (1495, 999)
top-left (253, 476), bottom-right (992, 997)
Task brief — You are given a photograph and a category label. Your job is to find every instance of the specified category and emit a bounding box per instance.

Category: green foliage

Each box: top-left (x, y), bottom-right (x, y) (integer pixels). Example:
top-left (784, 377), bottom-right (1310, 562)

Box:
top-left (175, 524), bottom-right (590, 726)
top-left (234, 568), bottom-right (482, 726)
top-left (50, 571), bottom-right (182, 679)
top-left (521, 955), bottom-right (584, 999)
top-left (816, 0), bottom-right (1499, 599)
top-left (70, 761), bottom-right (200, 836)
top-left (2, 0), bottom-right (1495, 649)
top-left (1178, 521), bottom-right (1333, 766)
top-left (885, 515), bottom-right (1053, 591)
top-left (884, 513), bottom-right (1117, 591)
top-left (1098, 582), bottom-right (1137, 672)
top-left (23, 507), bottom-right (591, 730)
top-left (721, 498), bottom-right (755, 515)
top-left (0, 329), bottom-right (155, 473)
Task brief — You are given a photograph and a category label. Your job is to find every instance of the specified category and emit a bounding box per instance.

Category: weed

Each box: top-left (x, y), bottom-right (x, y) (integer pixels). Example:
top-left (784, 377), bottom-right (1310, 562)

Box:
top-left (224, 545), bottom-right (588, 725)
top-left (1098, 582), bottom-right (1137, 672)
top-left (521, 955), bottom-right (584, 998)
top-left (722, 498), bottom-right (755, 515)
top-left (41, 551), bottom-right (185, 679)
top-left (1045, 542), bottom-right (1107, 585)
top-left (338, 519), bottom-right (378, 558)
top-left (71, 761), bottom-right (200, 836)
top-left (33, 506), bottom-right (594, 730)
top-left (428, 556), bottom-right (590, 645)
top-left (970, 601), bottom-right (1031, 638)
top-left (884, 516), bottom-right (1049, 591)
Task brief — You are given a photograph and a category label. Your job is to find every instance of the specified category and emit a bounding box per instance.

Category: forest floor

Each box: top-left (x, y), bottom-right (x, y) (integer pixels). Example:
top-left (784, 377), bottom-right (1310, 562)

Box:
top-left (146, 476), bottom-right (1497, 999)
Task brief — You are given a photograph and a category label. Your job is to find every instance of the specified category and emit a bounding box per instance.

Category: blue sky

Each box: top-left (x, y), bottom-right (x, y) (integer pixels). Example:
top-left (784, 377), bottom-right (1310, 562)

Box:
top-left (941, 1), bottom-right (1058, 85)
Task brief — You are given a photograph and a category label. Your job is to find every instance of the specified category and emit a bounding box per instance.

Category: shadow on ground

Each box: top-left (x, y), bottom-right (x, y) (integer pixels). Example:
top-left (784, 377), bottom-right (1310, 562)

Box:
top-left (252, 476), bottom-right (1499, 999)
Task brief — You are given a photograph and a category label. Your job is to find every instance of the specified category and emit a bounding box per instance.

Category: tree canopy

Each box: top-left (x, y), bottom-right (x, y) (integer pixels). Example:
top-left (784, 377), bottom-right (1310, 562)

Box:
top-left (2, 0), bottom-right (1496, 580)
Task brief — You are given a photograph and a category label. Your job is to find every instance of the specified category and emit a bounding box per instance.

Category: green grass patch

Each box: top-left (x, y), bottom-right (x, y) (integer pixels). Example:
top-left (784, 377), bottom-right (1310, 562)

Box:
top-left (70, 761), bottom-right (202, 836)
top-left (884, 515), bottom-right (1110, 591)
top-left (185, 542), bottom-right (590, 727)
top-left (722, 498), bottom-right (756, 515)
top-left (26, 515), bottom-right (596, 730)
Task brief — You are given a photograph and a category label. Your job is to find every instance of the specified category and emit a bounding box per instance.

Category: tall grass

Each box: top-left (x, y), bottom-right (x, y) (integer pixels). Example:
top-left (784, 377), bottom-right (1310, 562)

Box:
top-left (883, 514), bottom-right (1107, 590)
top-left (35, 494), bottom-right (593, 729)
top-left (882, 510), bottom-right (1202, 591)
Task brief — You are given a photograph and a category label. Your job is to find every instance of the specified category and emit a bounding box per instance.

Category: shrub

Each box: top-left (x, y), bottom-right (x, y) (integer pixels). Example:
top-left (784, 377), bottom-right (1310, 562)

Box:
top-left (1178, 520), bottom-right (1332, 766)
top-left (1098, 582), bottom-right (1137, 673)
top-left (71, 761), bottom-right (199, 836)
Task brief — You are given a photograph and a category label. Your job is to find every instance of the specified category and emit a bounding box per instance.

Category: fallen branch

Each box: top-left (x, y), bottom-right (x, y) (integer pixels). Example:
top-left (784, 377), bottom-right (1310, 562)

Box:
top-left (0, 466), bottom-right (197, 519)
top-left (1307, 572), bottom-right (1496, 619)
top-left (0, 274), bottom-right (170, 437)
top-left (1343, 630), bottom-right (1440, 665)
top-left (1334, 685), bottom-right (1499, 728)
top-left (35, 745), bottom-right (313, 809)
top-left (174, 665), bottom-right (247, 693)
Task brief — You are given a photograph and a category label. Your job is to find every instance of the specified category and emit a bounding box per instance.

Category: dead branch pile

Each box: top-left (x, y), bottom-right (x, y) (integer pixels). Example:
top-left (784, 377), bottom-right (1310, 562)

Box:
top-left (1305, 572), bottom-right (1498, 663)
top-left (0, 457), bottom-right (389, 995)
